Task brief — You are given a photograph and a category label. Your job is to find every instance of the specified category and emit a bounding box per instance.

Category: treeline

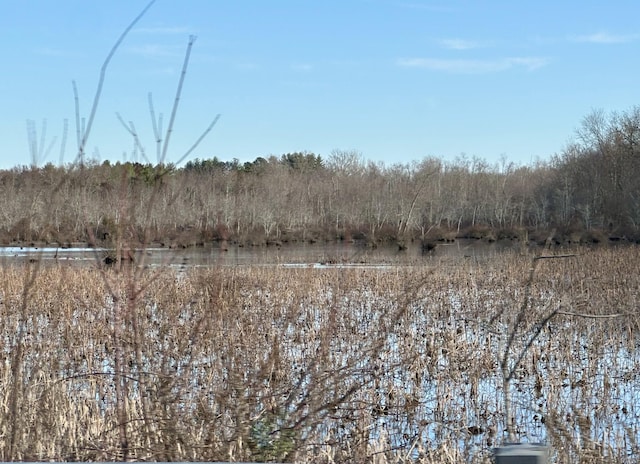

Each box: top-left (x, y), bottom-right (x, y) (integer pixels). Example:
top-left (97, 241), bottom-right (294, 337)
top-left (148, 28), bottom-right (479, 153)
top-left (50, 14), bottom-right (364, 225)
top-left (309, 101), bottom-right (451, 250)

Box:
top-left (2, 107), bottom-right (640, 247)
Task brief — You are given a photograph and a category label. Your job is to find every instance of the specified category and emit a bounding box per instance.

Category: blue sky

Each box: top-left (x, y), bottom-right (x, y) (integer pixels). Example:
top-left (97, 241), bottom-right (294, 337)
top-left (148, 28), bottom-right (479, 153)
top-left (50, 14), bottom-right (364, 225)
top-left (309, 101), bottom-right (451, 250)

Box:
top-left (2, 1), bottom-right (640, 170)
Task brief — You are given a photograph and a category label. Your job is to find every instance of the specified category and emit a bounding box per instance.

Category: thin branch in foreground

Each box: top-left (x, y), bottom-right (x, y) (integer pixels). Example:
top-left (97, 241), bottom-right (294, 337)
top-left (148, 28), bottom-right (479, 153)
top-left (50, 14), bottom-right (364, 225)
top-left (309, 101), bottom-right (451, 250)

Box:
top-left (116, 112), bottom-right (150, 164)
top-left (500, 234), bottom-right (577, 442)
top-left (557, 311), bottom-right (624, 319)
top-left (506, 306), bottom-right (559, 383)
top-left (160, 34), bottom-right (197, 164)
top-left (59, 118), bottom-right (68, 165)
top-left (534, 254), bottom-right (578, 260)
top-left (72, 80), bottom-right (82, 156)
top-left (175, 114), bottom-right (221, 165)
top-left (76, 0), bottom-right (157, 161)
top-left (148, 92), bottom-right (163, 162)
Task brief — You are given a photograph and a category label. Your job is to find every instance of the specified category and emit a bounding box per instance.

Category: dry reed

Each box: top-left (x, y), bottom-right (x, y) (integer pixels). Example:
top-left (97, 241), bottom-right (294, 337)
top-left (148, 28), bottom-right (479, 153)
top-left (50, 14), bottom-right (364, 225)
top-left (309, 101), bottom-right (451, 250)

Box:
top-left (0, 245), bottom-right (638, 462)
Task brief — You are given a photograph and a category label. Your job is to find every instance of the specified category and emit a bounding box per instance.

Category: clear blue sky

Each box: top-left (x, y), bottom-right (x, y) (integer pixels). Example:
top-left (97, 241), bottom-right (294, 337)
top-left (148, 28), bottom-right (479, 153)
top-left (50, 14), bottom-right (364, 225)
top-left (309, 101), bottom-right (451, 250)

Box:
top-left (2, 1), bottom-right (640, 170)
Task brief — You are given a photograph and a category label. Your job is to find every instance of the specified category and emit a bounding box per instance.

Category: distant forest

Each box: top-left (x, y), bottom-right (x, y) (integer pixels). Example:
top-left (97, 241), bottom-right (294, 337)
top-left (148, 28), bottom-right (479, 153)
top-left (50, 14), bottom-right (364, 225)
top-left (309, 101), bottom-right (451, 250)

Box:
top-left (2, 107), bottom-right (640, 248)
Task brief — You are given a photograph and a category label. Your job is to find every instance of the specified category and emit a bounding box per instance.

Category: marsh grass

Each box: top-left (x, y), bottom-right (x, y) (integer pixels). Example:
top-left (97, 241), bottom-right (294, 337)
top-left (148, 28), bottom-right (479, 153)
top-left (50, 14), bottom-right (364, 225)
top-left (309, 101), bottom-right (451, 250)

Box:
top-left (6, 3), bottom-right (639, 462)
top-left (0, 246), bottom-right (638, 462)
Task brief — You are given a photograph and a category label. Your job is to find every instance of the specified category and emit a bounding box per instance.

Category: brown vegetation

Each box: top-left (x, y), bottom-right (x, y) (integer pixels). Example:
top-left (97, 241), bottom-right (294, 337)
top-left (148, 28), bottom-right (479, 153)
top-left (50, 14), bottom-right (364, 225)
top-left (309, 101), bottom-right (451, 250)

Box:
top-left (4, 4), bottom-right (640, 461)
top-left (0, 246), bottom-right (638, 462)
top-left (4, 104), bottom-right (640, 249)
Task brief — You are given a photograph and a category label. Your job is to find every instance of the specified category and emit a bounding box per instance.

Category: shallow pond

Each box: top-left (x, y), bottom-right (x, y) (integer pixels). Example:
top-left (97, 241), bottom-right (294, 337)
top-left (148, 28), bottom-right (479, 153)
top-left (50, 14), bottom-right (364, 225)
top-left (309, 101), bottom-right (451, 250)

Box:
top-left (0, 238), bottom-right (518, 268)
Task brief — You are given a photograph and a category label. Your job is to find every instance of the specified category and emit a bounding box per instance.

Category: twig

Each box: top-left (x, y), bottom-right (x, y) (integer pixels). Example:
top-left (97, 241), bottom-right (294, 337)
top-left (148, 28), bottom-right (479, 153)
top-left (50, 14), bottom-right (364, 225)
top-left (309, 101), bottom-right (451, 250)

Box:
top-left (116, 112), bottom-right (150, 163)
top-left (500, 231), bottom-right (576, 442)
top-left (557, 311), bottom-right (624, 319)
top-left (534, 254), bottom-right (577, 260)
top-left (148, 92), bottom-right (163, 162)
top-left (160, 35), bottom-right (197, 163)
top-left (72, 80), bottom-right (82, 157)
top-left (76, 0), bottom-right (157, 162)
top-left (506, 306), bottom-right (559, 383)
top-left (175, 114), bottom-right (221, 165)
top-left (59, 118), bottom-right (68, 165)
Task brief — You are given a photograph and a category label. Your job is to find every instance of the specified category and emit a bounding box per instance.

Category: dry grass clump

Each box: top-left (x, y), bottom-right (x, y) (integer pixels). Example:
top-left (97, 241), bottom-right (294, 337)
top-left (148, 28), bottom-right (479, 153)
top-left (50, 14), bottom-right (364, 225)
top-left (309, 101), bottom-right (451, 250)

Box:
top-left (0, 245), bottom-right (638, 462)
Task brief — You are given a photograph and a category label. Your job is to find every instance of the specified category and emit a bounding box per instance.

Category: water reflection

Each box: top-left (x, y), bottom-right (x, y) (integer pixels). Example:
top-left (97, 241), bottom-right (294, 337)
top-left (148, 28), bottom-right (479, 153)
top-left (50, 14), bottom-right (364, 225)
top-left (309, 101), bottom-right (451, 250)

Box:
top-left (0, 239), bottom-right (517, 267)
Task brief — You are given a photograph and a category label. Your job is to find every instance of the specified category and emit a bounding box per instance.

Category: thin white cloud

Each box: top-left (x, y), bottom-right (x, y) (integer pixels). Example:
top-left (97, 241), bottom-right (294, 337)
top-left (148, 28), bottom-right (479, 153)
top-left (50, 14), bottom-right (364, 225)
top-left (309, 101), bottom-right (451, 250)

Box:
top-left (291, 63), bottom-right (313, 72)
top-left (397, 56), bottom-right (549, 73)
top-left (438, 38), bottom-right (485, 50)
top-left (126, 44), bottom-right (181, 58)
top-left (508, 57), bottom-right (549, 70)
top-left (135, 26), bottom-right (193, 35)
top-left (280, 79), bottom-right (324, 89)
top-left (235, 62), bottom-right (260, 71)
top-left (151, 67), bottom-right (177, 75)
top-left (34, 47), bottom-right (79, 58)
top-left (571, 31), bottom-right (638, 44)
top-left (396, 2), bottom-right (457, 13)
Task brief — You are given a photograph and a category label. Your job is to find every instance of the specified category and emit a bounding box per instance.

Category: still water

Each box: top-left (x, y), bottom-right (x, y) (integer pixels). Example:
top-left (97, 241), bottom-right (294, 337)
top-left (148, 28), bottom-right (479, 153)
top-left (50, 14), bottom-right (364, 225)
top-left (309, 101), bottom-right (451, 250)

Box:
top-left (0, 239), bottom-right (517, 268)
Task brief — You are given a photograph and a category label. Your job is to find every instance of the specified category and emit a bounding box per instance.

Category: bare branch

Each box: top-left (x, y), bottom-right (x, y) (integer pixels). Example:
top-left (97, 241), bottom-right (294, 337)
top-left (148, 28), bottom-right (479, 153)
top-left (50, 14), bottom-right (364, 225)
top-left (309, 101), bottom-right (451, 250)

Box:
top-left (161, 35), bottom-right (197, 163)
top-left (534, 254), bottom-right (578, 260)
top-left (43, 136), bottom-right (58, 163)
top-left (72, 81), bottom-right (82, 160)
top-left (557, 311), bottom-right (624, 319)
top-left (148, 92), bottom-right (163, 162)
top-left (59, 118), bottom-right (68, 165)
top-left (38, 118), bottom-right (47, 162)
top-left (116, 112), bottom-right (150, 164)
top-left (26, 119), bottom-right (37, 166)
top-left (506, 306), bottom-right (559, 382)
top-left (174, 114), bottom-right (221, 166)
top-left (76, 0), bottom-right (157, 162)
